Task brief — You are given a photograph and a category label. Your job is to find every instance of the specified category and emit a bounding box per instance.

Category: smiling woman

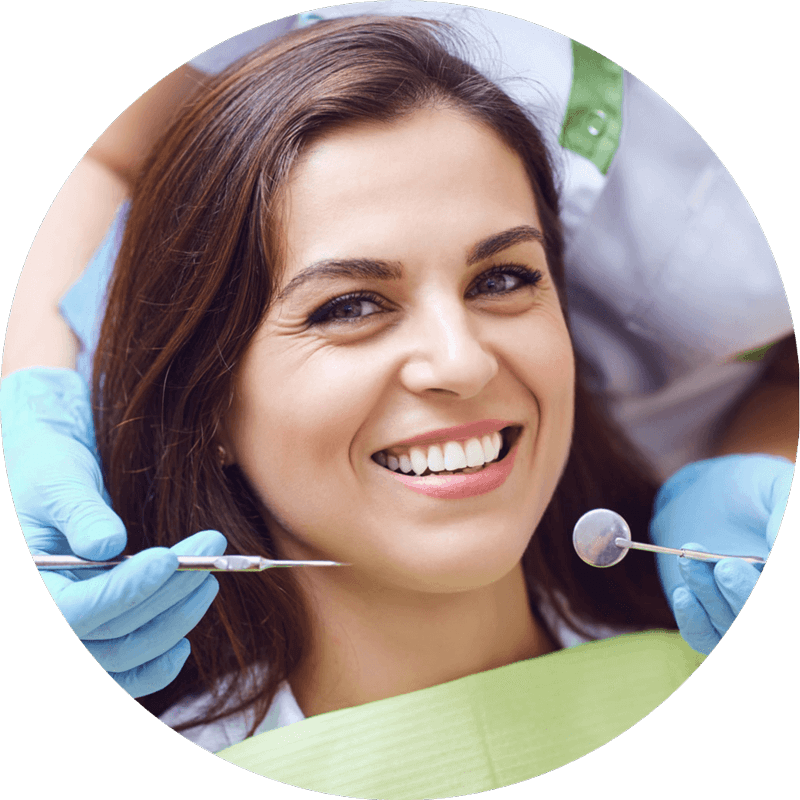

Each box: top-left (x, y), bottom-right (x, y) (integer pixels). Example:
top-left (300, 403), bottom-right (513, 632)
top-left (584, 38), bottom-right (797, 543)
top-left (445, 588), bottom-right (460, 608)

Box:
top-left (92, 14), bottom-right (678, 787)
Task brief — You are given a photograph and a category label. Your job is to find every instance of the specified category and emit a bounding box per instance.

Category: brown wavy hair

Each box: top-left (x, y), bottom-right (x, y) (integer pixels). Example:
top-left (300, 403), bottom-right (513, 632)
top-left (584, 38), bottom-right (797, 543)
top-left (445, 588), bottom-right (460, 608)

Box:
top-left (93, 16), bottom-right (675, 732)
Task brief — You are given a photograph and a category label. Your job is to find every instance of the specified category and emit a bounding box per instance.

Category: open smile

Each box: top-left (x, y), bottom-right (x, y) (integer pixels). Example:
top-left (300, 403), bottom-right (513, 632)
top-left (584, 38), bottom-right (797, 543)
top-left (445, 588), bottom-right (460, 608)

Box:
top-left (372, 425), bottom-right (523, 499)
top-left (373, 425), bottom-right (521, 475)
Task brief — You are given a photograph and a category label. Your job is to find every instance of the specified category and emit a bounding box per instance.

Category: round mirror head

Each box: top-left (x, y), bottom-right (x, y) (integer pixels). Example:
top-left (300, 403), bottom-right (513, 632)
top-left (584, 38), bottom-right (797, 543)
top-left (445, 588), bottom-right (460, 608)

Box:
top-left (572, 508), bottom-right (632, 568)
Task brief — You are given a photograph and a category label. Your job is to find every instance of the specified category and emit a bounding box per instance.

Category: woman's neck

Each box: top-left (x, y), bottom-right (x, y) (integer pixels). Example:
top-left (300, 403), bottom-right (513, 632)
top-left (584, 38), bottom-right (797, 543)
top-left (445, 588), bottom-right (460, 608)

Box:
top-left (289, 563), bottom-right (555, 718)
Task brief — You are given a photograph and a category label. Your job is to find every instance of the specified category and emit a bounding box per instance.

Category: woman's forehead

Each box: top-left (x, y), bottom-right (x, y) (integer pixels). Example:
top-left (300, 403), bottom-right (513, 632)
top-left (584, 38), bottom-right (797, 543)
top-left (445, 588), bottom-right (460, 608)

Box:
top-left (279, 108), bottom-right (542, 274)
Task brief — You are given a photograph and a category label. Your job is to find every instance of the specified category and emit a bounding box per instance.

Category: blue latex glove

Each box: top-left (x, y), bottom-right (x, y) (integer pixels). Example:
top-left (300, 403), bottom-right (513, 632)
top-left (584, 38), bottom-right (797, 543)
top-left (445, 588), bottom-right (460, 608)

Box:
top-left (650, 454), bottom-right (794, 654)
top-left (1, 367), bottom-right (226, 696)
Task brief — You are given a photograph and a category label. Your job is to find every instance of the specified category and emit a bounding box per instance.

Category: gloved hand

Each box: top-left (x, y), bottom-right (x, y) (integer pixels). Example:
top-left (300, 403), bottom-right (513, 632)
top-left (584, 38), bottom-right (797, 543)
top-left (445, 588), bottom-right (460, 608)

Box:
top-left (1, 367), bottom-right (225, 696)
top-left (650, 454), bottom-right (794, 654)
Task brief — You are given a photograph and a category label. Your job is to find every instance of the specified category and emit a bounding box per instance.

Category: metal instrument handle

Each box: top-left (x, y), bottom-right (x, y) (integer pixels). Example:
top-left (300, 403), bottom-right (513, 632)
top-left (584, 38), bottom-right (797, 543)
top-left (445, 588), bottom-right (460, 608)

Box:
top-left (615, 539), bottom-right (766, 565)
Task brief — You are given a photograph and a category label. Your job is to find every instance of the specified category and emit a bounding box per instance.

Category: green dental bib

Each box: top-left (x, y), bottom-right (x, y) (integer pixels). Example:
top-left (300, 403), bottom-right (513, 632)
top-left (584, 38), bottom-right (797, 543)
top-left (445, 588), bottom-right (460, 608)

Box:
top-left (217, 630), bottom-right (703, 799)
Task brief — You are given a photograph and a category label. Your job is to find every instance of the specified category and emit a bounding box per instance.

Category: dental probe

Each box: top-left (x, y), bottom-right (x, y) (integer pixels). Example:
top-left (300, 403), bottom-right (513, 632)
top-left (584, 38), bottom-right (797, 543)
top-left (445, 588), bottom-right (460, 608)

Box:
top-left (573, 508), bottom-right (767, 569)
top-left (33, 555), bottom-right (346, 571)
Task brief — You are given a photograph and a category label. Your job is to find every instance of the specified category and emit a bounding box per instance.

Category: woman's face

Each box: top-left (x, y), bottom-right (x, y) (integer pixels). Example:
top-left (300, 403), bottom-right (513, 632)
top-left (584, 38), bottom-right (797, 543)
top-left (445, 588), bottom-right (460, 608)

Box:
top-left (224, 108), bottom-right (575, 592)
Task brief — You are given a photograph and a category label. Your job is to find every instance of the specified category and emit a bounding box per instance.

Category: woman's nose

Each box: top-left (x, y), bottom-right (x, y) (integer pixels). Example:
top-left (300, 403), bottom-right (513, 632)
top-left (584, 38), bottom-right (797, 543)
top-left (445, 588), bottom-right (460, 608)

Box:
top-left (399, 301), bottom-right (499, 399)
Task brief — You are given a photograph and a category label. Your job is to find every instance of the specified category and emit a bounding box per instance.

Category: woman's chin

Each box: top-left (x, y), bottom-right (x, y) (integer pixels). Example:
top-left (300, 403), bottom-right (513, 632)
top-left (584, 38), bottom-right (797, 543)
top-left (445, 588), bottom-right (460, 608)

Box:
top-left (340, 545), bottom-right (529, 595)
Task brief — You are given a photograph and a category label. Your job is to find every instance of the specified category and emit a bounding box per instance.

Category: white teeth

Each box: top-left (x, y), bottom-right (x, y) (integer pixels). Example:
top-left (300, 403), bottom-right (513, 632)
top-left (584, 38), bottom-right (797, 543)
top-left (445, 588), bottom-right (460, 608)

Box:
top-left (378, 429), bottom-right (508, 475)
top-left (410, 447), bottom-right (428, 475)
top-left (480, 432), bottom-right (502, 461)
top-left (464, 437), bottom-right (485, 468)
top-left (443, 440), bottom-right (467, 471)
top-left (427, 444), bottom-right (445, 472)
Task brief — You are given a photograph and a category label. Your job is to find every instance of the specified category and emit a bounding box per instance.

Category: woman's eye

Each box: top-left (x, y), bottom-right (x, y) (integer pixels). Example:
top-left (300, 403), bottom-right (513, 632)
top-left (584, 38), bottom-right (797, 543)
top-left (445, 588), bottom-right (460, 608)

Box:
top-left (466, 266), bottom-right (543, 298)
top-left (473, 273), bottom-right (521, 294)
top-left (308, 293), bottom-right (386, 325)
top-left (307, 267), bottom-right (542, 326)
top-left (330, 298), bottom-right (381, 319)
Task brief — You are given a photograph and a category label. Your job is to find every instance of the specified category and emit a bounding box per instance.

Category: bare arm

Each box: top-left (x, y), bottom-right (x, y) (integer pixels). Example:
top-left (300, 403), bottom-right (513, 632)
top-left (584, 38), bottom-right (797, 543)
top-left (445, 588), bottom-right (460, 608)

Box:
top-left (2, 64), bottom-right (205, 376)
top-left (712, 336), bottom-right (798, 462)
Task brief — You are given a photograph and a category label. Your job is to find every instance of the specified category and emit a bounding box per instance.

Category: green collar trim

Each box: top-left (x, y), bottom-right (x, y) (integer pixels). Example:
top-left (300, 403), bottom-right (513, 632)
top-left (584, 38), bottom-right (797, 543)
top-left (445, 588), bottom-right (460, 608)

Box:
top-left (736, 342), bottom-right (777, 362)
top-left (560, 41), bottom-right (624, 175)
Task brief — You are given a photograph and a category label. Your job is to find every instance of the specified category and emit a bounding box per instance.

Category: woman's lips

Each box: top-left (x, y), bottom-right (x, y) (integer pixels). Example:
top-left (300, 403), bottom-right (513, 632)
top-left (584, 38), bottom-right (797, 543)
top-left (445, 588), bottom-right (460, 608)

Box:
top-left (383, 419), bottom-right (515, 450)
top-left (379, 431), bottom-right (520, 499)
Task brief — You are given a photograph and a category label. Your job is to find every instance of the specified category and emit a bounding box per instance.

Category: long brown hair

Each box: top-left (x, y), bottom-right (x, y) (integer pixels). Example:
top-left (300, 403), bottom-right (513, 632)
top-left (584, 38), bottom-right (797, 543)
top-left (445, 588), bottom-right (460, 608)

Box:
top-left (94, 16), bottom-right (675, 731)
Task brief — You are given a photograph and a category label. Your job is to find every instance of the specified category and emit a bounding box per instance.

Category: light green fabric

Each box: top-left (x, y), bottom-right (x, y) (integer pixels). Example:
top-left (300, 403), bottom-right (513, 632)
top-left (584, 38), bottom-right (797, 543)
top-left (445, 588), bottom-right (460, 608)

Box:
top-left (560, 41), bottom-right (624, 175)
top-left (217, 630), bottom-right (703, 798)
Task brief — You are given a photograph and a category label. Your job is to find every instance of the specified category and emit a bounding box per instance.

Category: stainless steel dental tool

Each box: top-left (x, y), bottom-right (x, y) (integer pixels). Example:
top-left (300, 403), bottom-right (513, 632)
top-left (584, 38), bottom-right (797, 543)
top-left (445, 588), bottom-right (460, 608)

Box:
top-left (33, 555), bottom-right (346, 572)
top-left (572, 508), bottom-right (767, 568)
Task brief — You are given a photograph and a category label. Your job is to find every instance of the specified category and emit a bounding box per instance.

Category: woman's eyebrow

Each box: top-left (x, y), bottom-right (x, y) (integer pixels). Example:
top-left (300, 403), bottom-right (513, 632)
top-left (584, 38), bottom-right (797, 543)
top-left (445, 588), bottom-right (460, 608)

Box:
top-left (276, 258), bottom-right (403, 301)
top-left (277, 226), bottom-right (544, 301)
top-left (467, 225), bottom-right (545, 265)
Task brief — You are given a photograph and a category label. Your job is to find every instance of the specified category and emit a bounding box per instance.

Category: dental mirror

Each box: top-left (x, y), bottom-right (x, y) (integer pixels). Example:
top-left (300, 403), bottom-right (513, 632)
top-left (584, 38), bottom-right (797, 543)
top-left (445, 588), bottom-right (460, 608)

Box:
top-left (573, 508), bottom-right (632, 567)
top-left (572, 508), bottom-right (767, 568)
